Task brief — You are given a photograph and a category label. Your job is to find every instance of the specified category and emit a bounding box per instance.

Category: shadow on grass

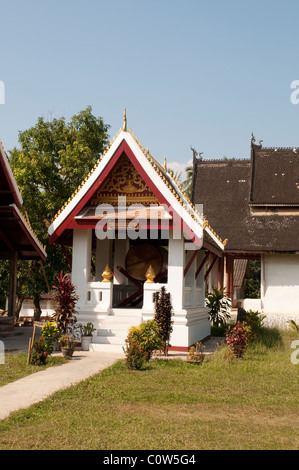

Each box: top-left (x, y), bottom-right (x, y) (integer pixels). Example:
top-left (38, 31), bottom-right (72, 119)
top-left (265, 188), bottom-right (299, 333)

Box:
top-left (254, 327), bottom-right (284, 350)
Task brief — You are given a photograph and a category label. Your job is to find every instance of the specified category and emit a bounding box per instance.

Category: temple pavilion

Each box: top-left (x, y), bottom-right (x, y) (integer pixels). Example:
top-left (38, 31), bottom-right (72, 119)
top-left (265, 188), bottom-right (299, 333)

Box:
top-left (48, 111), bottom-right (224, 351)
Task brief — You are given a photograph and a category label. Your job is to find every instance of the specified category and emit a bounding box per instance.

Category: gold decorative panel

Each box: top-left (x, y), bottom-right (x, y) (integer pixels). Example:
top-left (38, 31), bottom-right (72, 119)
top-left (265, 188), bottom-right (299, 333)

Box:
top-left (90, 153), bottom-right (159, 206)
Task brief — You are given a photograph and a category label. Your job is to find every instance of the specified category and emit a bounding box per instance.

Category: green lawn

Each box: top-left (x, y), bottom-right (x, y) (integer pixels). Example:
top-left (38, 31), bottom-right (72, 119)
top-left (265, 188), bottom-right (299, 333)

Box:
top-left (0, 352), bottom-right (67, 387)
top-left (0, 328), bottom-right (298, 450)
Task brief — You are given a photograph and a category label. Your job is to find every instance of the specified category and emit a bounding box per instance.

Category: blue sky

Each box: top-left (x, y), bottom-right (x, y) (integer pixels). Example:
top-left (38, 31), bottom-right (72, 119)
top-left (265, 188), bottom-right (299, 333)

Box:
top-left (1, 0), bottom-right (299, 173)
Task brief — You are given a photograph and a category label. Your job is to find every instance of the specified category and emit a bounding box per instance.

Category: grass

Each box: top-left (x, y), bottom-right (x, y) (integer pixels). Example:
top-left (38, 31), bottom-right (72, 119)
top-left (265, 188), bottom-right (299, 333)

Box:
top-left (0, 328), bottom-right (298, 450)
top-left (0, 352), bottom-right (67, 387)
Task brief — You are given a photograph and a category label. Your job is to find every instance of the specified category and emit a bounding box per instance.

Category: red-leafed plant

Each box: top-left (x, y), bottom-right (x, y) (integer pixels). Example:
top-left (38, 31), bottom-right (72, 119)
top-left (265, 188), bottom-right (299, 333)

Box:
top-left (225, 322), bottom-right (251, 359)
top-left (52, 271), bottom-right (79, 334)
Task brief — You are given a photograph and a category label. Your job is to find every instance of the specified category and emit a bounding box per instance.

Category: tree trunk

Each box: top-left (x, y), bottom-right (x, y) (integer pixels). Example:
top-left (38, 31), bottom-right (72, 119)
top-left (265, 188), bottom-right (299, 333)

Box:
top-left (15, 296), bottom-right (24, 319)
top-left (33, 294), bottom-right (42, 321)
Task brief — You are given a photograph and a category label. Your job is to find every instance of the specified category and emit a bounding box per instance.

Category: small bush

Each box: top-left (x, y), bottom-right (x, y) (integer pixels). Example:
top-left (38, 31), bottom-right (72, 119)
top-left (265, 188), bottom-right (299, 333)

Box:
top-left (153, 286), bottom-right (173, 355)
top-left (30, 338), bottom-right (50, 366)
top-left (206, 286), bottom-right (231, 328)
top-left (128, 320), bottom-right (164, 361)
top-left (41, 320), bottom-right (59, 354)
top-left (242, 310), bottom-right (266, 336)
top-left (225, 322), bottom-right (251, 359)
top-left (123, 337), bottom-right (148, 370)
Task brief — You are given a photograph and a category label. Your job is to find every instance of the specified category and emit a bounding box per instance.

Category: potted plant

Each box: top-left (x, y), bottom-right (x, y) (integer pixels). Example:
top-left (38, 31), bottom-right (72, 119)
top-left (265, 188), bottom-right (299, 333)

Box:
top-left (186, 342), bottom-right (205, 364)
top-left (81, 322), bottom-right (96, 351)
top-left (58, 334), bottom-right (77, 358)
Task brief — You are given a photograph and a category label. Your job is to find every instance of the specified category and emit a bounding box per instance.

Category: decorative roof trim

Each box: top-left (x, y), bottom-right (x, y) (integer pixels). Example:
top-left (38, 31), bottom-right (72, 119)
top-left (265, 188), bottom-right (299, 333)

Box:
top-left (48, 125), bottom-right (224, 251)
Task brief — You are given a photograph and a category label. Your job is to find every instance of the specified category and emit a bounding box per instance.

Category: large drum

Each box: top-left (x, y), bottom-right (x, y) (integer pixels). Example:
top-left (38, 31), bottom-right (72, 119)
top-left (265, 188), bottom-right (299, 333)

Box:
top-left (125, 244), bottom-right (163, 281)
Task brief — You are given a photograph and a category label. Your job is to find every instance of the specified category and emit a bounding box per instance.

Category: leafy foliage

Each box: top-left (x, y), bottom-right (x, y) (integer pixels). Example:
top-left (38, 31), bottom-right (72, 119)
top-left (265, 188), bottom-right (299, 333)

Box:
top-left (244, 260), bottom-right (261, 298)
top-left (30, 338), bottom-right (51, 366)
top-left (242, 310), bottom-right (266, 337)
top-left (153, 286), bottom-right (173, 355)
top-left (41, 320), bottom-right (59, 353)
top-left (123, 336), bottom-right (148, 370)
top-left (225, 322), bottom-right (251, 358)
top-left (128, 320), bottom-right (164, 361)
top-left (0, 107), bottom-right (110, 316)
top-left (52, 271), bottom-right (78, 333)
top-left (205, 286), bottom-right (231, 327)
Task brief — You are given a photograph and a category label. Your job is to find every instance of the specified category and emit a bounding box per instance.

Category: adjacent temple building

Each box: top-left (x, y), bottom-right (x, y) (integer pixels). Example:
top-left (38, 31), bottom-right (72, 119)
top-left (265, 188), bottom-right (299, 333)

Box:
top-left (192, 134), bottom-right (299, 327)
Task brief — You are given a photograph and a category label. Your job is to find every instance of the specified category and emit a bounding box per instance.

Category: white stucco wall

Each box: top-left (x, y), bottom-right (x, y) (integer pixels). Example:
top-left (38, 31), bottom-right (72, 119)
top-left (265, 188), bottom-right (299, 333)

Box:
top-left (262, 254), bottom-right (299, 314)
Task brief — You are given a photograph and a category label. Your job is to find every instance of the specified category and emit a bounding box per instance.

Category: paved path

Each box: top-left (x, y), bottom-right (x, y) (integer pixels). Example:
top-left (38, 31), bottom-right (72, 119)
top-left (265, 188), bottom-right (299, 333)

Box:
top-left (0, 350), bottom-right (123, 421)
top-left (0, 327), bottom-right (224, 421)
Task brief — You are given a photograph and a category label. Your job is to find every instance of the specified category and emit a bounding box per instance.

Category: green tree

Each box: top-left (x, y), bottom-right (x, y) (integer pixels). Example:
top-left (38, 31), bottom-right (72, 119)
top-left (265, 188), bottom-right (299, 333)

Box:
top-left (1, 106), bottom-right (110, 318)
top-left (183, 165), bottom-right (193, 198)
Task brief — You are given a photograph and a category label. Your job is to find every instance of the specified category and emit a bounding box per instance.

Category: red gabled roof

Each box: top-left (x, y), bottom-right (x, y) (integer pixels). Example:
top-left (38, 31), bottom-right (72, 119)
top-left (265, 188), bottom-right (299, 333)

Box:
top-left (48, 127), bottom-right (224, 253)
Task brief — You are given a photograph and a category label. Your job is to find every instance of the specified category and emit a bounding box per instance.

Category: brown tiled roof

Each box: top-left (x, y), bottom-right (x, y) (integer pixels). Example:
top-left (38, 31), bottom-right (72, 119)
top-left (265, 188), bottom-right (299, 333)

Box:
top-left (250, 146), bottom-right (299, 205)
top-left (192, 143), bottom-right (299, 253)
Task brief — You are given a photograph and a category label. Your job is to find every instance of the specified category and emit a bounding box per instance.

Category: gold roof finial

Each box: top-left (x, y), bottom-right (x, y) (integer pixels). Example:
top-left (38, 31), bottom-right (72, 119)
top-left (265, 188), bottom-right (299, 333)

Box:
top-left (123, 108), bottom-right (127, 132)
top-left (164, 156), bottom-right (167, 171)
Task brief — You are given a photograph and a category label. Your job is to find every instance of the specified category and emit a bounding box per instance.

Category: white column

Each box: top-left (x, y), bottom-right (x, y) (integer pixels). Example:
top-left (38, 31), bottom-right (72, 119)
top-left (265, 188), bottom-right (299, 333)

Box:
top-left (196, 250), bottom-right (205, 307)
top-left (72, 229), bottom-right (92, 306)
top-left (168, 231), bottom-right (185, 311)
top-left (95, 238), bottom-right (112, 281)
top-left (113, 238), bottom-right (129, 284)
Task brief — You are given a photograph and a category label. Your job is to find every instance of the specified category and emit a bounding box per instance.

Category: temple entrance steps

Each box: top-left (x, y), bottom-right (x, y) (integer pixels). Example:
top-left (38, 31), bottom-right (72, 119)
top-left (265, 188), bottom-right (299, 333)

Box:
top-left (90, 308), bottom-right (143, 353)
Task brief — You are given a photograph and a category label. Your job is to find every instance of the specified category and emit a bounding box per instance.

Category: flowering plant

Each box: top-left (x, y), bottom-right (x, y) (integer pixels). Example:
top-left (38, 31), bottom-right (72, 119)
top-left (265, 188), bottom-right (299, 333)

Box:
top-left (30, 338), bottom-right (50, 365)
top-left (123, 336), bottom-right (148, 370)
top-left (128, 320), bottom-right (163, 361)
top-left (41, 321), bottom-right (59, 354)
top-left (58, 334), bottom-right (76, 348)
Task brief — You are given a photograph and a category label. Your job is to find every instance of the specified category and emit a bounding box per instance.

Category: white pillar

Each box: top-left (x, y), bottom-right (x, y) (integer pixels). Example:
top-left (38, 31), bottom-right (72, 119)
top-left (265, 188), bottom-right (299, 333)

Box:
top-left (196, 250), bottom-right (205, 307)
top-left (72, 229), bottom-right (92, 306)
top-left (95, 238), bottom-right (112, 281)
top-left (113, 238), bottom-right (129, 284)
top-left (168, 231), bottom-right (185, 311)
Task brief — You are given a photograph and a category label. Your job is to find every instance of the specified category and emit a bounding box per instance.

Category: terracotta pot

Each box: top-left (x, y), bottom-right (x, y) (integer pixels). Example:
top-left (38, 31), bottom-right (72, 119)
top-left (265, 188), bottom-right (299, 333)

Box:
top-left (61, 347), bottom-right (74, 358)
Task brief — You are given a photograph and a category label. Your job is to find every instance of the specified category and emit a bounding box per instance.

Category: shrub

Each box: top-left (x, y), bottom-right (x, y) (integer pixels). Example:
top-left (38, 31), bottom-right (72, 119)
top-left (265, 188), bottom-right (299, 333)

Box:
top-left (52, 271), bottom-right (79, 334)
top-left (153, 286), bottom-right (173, 355)
top-left (30, 338), bottom-right (50, 366)
top-left (41, 320), bottom-right (59, 354)
top-left (243, 310), bottom-right (266, 338)
top-left (128, 320), bottom-right (164, 361)
top-left (123, 336), bottom-right (148, 370)
top-left (206, 286), bottom-right (231, 328)
top-left (225, 322), bottom-right (251, 359)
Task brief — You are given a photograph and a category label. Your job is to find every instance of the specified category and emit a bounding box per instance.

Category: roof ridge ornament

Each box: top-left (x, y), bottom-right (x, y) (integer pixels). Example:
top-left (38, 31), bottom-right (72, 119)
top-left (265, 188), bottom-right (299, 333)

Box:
top-left (123, 108), bottom-right (127, 132)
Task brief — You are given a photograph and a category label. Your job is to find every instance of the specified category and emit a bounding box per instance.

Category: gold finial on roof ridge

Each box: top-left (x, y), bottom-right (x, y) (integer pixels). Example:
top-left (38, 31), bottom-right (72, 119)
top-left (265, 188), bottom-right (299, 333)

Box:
top-left (123, 108), bottom-right (127, 132)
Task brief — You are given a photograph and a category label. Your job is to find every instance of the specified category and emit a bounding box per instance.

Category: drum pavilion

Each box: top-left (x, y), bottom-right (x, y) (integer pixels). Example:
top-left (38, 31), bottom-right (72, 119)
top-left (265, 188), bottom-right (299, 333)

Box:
top-left (48, 111), bottom-right (224, 351)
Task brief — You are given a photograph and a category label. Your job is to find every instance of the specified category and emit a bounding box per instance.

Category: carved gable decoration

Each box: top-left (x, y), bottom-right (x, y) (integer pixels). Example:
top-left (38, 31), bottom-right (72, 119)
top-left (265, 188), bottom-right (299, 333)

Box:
top-left (89, 153), bottom-right (159, 206)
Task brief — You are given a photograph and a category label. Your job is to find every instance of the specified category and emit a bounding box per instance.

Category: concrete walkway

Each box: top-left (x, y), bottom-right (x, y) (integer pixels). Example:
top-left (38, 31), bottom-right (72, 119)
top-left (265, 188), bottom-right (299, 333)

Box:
top-left (0, 326), bottom-right (225, 421)
top-left (0, 350), bottom-right (123, 421)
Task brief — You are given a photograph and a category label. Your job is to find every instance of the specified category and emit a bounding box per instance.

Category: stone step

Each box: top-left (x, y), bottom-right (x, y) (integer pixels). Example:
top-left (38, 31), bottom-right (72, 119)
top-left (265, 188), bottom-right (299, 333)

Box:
top-left (97, 328), bottom-right (129, 337)
top-left (89, 343), bottom-right (124, 353)
top-left (93, 335), bottom-right (126, 345)
top-left (110, 308), bottom-right (142, 317)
